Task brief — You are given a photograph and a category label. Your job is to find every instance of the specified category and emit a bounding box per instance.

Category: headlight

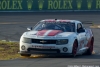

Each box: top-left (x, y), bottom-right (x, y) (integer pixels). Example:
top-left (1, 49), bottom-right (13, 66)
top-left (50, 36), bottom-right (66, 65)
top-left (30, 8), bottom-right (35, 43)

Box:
top-left (56, 39), bottom-right (68, 45)
top-left (22, 37), bottom-right (31, 43)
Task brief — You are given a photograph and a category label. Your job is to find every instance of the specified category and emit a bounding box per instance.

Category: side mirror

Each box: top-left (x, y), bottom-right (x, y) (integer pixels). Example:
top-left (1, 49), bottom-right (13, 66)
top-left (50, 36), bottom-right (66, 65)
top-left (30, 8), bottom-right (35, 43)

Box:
top-left (27, 27), bottom-right (32, 31)
top-left (77, 28), bottom-right (85, 33)
top-left (77, 29), bottom-right (80, 33)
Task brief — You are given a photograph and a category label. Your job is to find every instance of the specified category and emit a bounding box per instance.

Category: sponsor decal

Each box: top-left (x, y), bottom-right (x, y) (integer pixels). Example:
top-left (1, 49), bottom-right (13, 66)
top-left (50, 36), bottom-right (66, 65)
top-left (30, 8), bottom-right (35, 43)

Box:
top-left (38, 0), bottom-right (44, 10)
top-left (27, 0), bottom-right (33, 10)
top-left (32, 45), bottom-right (55, 49)
top-left (48, 0), bottom-right (72, 9)
top-left (79, 40), bottom-right (84, 48)
top-left (96, 0), bottom-right (100, 9)
top-left (40, 40), bottom-right (47, 43)
top-left (87, 0), bottom-right (93, 9)
top-left (76, 0), bottom-right (82, 10)
top-left (0, 0), bottom-right (23, 10)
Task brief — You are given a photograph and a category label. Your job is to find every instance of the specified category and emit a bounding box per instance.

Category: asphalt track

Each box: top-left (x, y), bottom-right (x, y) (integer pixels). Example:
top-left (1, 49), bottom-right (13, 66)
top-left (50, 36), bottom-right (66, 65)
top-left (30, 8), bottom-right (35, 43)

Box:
top-left (0, 12), bottom-right (100, 67)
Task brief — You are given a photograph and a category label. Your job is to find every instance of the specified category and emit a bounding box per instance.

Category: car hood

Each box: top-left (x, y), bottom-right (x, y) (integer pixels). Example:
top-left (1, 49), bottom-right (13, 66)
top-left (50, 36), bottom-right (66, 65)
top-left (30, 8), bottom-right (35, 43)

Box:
top-left (23, 30), bottom-right (75, 39)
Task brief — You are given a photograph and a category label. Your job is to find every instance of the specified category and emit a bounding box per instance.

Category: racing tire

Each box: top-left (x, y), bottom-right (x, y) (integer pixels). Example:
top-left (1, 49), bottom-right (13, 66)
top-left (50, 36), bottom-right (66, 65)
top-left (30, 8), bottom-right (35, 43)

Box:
top-left (72, 40), bottom-right (78, 57)
top-left (85, 38), bottom-right (94, 55)
top-left (20, 54), bottom-right (31, 57)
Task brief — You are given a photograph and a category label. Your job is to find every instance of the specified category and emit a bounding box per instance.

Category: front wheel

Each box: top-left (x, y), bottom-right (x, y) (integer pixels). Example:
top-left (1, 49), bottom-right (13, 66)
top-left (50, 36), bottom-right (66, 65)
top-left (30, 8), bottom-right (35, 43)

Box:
top-left (72, 40), bottom-right (78, 57)
top-left (20, 54), bottom-right (31, 57)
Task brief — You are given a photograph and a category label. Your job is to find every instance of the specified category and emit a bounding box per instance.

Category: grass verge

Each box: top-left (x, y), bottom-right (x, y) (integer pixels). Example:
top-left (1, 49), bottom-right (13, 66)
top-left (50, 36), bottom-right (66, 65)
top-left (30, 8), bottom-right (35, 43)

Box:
top-left (0, 41), bottom-right (20, 60)
top-left (90, 24), bottom-right (100, 28)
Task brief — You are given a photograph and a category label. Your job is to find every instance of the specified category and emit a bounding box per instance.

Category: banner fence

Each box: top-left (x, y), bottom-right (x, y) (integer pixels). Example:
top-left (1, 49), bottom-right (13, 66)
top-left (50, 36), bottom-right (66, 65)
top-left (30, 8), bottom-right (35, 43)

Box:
top-left (0, 0), bottom-right (100, 12)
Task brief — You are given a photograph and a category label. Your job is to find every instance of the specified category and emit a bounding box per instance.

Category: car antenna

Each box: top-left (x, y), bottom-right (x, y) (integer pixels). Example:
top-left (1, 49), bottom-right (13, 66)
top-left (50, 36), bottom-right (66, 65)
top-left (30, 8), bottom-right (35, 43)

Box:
top-left (55, 19), bottom-right (57, 20)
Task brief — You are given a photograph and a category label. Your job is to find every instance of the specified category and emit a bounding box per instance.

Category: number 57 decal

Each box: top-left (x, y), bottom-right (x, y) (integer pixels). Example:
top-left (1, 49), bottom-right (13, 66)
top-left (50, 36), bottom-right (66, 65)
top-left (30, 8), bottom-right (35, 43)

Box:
top-left (79, 40), bottom-right (84, 48)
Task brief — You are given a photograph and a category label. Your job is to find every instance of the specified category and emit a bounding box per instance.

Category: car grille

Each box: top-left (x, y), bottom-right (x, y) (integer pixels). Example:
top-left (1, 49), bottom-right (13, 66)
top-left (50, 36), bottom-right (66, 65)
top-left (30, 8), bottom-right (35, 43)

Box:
top-left (31, 39), bottom-right (56, 44)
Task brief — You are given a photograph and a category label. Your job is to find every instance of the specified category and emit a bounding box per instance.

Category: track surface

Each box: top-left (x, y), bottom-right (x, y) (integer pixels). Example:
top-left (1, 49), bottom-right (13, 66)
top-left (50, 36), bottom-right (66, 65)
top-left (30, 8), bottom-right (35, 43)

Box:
top-left (0, 12), bottom-right (100, 67)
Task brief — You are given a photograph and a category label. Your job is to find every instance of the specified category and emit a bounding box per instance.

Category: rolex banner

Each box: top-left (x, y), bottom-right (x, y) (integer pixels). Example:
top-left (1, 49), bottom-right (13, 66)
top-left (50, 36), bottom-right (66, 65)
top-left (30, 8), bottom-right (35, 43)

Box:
top-left (0, 0), bottom-right (100, 12)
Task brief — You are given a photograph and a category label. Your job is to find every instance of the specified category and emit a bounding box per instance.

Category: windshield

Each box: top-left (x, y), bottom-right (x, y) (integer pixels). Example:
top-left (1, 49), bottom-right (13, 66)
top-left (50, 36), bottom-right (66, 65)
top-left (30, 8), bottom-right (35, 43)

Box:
top-left (33, 22), bottom-right (75, 32)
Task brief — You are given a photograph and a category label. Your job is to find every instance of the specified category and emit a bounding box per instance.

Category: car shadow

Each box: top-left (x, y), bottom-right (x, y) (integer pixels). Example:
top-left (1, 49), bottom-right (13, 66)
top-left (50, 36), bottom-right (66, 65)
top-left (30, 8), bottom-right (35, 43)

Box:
top-left (45, 54), bottom-right (100, 59)
top-left (20, 54), bottom-right (100, 59)
top-left (75, 54), bottom-right (100, 59)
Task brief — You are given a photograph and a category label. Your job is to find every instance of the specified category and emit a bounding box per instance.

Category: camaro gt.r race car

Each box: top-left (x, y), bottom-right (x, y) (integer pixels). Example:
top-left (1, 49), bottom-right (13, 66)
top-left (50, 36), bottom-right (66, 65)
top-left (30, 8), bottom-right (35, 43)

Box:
top-left (18, 19), bottom-right (94, 57)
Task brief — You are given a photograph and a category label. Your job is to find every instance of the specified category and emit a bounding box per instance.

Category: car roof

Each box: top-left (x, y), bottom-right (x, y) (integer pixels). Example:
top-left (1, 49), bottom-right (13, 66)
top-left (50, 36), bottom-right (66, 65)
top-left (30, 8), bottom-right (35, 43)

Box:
top-left (40, 19), bottom-right (80, 23)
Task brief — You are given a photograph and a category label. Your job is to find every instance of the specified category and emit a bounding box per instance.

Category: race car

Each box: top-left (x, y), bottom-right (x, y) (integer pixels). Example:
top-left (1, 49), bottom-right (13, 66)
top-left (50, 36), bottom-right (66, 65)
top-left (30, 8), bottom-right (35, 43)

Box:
top-left (18, 19), bottom-right (94, 57)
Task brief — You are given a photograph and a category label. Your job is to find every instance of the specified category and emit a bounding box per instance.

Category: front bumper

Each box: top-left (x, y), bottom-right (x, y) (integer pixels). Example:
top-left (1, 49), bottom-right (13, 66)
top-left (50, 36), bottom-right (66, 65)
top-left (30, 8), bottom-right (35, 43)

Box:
top-left (18, 48), bottom-right (72, 55)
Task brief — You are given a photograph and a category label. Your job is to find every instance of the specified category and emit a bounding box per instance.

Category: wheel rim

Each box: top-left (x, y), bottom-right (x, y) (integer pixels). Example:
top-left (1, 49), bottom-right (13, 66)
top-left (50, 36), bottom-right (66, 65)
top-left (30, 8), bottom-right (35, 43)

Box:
top-left (72, 42), bottom-right (77, 56)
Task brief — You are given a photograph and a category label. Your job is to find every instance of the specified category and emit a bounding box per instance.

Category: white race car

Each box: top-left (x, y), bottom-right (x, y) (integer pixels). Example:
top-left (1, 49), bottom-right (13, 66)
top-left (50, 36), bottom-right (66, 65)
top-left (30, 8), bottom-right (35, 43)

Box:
top-left (18, 19), bottom-right (94, 57)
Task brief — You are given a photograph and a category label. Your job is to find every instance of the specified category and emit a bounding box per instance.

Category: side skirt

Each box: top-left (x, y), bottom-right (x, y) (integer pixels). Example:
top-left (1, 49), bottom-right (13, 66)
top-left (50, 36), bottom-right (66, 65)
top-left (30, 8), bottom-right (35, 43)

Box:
top-left (77, 47), bottom-right (89, 55)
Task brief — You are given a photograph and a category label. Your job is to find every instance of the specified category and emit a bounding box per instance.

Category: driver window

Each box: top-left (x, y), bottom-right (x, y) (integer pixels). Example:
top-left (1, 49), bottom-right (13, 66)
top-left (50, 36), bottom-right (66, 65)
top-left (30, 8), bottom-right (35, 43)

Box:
top-left (77, 23), bottom-right (82, 29)
top-left (77, 23), bottom-right (85, 33)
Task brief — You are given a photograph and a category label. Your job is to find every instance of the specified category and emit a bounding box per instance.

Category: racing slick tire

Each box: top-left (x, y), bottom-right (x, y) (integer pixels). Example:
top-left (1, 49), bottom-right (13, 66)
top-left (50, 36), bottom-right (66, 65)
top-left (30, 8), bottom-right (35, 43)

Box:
top-left (85, 38), bottom-right (94, 55)
top-left (72, 40), bottom-right (78, 57)
top-left (20, 54), bottom-right (31, 57)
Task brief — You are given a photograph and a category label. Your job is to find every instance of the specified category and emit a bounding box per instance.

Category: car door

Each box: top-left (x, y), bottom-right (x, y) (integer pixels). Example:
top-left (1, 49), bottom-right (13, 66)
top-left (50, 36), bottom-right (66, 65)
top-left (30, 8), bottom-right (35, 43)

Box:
top-left (77, 23), bottom-right (87, 50)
